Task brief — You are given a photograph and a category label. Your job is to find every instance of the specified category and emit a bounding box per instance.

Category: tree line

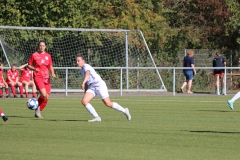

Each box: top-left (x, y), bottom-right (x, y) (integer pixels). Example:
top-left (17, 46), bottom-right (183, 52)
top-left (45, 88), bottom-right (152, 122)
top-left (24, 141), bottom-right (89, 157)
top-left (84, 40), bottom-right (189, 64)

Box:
top-left (0, 0), bottom-right (239, 65)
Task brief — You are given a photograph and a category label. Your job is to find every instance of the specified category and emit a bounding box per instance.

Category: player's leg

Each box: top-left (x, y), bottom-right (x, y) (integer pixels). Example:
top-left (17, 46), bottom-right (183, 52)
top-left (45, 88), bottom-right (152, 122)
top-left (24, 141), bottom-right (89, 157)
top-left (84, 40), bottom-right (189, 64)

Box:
top-left (8, 82), bottom-right (17, 97)
top-left (0, 108), bottom-right (8, 122)
top-left (38, 83), bottom-right (51, 110)
top-left (34, 87), bottom-right (46, 118)
top-left (102, 97), bottom-right (131, 121)
top-left (33, 79), bottom-right (48, 118)
top-left (29, 80), bottom-right (37, 98)
top-left (16, 81), bottom-right (24, 98)
top-left (21, 81), bottom-right (29, 98)
top-left (4, 82), bottom-right (10, 98)
top-left (0, 85), bottom-right (3, 98)
top-left (99, 81), bottom-right (131, 121)
top-left (82, 91), bottom-right (101, 122)
top-left (227, 90), bottom-right (240, 111)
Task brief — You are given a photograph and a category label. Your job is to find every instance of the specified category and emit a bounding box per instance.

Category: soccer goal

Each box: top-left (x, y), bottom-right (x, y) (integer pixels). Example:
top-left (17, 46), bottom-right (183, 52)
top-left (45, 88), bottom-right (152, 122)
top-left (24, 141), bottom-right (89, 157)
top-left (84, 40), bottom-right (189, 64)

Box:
top-left (0, 26), bottom-right (167, 93)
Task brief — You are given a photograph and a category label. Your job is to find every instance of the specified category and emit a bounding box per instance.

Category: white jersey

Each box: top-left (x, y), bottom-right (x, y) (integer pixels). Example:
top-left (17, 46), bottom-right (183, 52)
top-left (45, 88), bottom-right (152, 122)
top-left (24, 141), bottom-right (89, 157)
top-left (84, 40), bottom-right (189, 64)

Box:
top-left (81, 64), bottom-right (102, 86)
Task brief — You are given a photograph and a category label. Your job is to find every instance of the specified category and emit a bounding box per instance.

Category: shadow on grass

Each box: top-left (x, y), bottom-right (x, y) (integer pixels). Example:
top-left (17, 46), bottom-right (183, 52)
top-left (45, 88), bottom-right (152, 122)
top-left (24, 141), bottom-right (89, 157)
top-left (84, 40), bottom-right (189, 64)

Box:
top-left (0, 123), bottom-right (24, 125)
top-left (8, 115), bottom-right (34, 118)
top-left (176, 91), bottom-right (211, 94)
top-left (8, 115), bottom-right (87, 121)
top-left (46, 119), bottom-right (87, 122)
top-left (184, 130), bottom-right (240, 134)
top-left (197, 110), bottom-right (240, 112)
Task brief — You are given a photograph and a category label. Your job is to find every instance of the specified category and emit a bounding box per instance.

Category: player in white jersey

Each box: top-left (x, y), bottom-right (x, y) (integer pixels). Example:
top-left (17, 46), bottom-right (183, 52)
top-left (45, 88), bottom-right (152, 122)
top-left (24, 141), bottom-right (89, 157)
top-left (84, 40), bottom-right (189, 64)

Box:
top-left (76, 55), bottom-right (131, 122)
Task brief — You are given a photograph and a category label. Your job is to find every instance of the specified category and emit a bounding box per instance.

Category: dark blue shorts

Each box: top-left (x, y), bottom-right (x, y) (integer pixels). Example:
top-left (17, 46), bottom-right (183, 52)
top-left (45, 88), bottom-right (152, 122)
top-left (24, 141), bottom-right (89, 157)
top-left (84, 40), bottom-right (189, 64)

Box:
top-left (184, 70), bottom-right (194, 80)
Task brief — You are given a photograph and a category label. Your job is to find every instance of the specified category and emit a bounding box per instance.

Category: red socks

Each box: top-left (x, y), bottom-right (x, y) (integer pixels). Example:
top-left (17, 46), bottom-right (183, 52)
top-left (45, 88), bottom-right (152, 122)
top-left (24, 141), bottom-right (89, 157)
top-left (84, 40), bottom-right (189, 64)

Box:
top-left (11, 86), bottom-right (16, 95)
top-left (19, 86), bottom-right (23, 95)
top-left (33, 92), bottom-right (37, 98)
top-left (5, 88), bottom-right (9, 95)
top-left (38, 96), bottom-right (48, 111)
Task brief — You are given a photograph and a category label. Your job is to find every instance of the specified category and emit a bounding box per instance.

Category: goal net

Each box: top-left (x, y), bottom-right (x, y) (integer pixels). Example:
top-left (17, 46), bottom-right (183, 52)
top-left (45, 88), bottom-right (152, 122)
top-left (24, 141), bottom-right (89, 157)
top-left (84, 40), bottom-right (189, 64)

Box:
top-left (0, 26), bottom-right (167, 92)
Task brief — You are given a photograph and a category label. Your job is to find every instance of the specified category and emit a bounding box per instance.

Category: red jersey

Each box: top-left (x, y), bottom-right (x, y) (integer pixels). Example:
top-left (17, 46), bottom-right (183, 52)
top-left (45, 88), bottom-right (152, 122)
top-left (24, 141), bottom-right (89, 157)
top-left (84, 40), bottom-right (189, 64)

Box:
top-left (6, 69), bottom-right (19, 83)
top-left (28, 52), bottom-right (53, 84)
top-left (0, 69), bottom-right (4, 83)
top-left (20, 68), bottom-right (33, 82)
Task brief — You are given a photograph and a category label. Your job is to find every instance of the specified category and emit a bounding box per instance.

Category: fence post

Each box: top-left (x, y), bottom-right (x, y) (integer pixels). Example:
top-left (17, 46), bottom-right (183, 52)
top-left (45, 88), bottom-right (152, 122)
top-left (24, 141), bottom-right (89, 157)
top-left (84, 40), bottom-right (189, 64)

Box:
top-left (173, 67), bottom-right (176, 96)
top-left (120, 68), bottom-right (123, 96)
top-left (65, 68), bottom-right (68, 97)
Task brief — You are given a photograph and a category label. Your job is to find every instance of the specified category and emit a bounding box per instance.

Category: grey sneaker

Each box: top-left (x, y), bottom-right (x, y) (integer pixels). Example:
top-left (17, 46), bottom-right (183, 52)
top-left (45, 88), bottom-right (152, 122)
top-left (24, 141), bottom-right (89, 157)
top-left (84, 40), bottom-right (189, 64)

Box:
top-left (125, 108), bottom-right (131, 121)
top-left (34, 113), bottom-right (43, 118)
top-left (88, 117), bottom-right (101, 122)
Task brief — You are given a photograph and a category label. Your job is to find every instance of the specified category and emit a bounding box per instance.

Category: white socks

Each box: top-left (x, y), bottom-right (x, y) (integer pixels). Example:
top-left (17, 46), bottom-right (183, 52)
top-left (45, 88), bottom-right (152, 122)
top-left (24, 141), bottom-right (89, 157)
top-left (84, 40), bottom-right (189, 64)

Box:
top-left (231, 91), bottom-right (240, 103)
top-left (35, 107), bottom-right (40, 114)
top-left (112, 102), bottom-right (125, 113)
top-left (85, 102), bottom-right (126, 119)
top-left (85, 103), bottom-right (99, 118)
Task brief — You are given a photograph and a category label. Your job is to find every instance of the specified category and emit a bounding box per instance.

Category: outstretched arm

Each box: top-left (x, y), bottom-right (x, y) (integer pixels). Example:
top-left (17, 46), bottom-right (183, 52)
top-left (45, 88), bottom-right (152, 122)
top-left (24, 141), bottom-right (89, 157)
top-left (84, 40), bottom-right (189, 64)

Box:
top-left (18, 63), bottom-right (28, 70)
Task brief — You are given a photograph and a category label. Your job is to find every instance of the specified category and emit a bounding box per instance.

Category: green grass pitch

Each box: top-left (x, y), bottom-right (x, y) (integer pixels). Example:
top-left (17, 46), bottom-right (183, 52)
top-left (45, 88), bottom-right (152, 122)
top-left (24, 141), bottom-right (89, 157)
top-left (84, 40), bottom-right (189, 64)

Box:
top-left (0, 95), bottom-right (240, 160)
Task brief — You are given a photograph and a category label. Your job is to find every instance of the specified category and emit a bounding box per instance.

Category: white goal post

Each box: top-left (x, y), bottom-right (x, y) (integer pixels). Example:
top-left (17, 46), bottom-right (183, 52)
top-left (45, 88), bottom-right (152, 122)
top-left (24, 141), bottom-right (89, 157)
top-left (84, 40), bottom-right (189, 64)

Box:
top-left (0, 26), bottom-right (167, 93)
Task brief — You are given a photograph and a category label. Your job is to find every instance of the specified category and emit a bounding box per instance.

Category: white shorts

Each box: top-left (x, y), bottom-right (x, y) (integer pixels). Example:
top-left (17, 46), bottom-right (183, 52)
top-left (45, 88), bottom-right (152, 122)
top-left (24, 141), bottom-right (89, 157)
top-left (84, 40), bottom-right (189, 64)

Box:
top-left (86, 80), bottom-right (109, 99)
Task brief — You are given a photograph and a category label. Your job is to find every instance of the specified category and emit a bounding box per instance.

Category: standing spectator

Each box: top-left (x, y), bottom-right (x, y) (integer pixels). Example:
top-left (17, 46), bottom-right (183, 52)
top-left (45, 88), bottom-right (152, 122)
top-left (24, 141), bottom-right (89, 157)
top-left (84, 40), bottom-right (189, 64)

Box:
top-left (27, 41), bottom-right (56, 118)
top-left (6, 64), bottom-right (24, 98)
top-left (212, 52), bottom-right (226, 95)
top-left (0, 108), bottom-right (8, 122)
top-left (180, 49), bottom-right (197, 94)
top-left (76, 55), bottom-right (131, 122)
top-left (19, 63), bottom-right (37, 98)
top-left (0, 62), bottom-right (10, 98)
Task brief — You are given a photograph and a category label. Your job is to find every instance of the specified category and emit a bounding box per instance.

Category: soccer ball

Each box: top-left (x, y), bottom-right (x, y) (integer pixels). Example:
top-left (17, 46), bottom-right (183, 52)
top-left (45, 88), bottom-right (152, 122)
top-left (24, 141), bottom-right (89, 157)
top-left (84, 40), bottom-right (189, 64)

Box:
top-left (27, 98), bottom-right (39, 110)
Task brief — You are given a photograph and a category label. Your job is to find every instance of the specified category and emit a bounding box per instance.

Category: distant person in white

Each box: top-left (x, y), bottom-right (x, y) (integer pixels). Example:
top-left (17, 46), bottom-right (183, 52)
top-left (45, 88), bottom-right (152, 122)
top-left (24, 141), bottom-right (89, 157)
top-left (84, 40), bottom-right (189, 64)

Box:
top-left (76, 55), bottom-right (131, 122)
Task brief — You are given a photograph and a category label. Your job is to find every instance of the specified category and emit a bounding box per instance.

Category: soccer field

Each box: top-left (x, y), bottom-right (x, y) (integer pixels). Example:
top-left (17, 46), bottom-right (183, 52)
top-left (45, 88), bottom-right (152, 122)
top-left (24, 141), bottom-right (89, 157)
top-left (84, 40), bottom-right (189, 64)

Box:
top-left (0, 95), bottom-right (240, 160)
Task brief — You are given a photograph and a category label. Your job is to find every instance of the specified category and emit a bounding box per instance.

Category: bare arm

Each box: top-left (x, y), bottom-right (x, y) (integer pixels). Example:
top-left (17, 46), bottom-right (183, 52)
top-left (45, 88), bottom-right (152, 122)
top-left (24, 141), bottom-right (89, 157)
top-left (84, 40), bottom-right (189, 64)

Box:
top-left (18, 63), bottom-right (28, 70)
top-left (27, 64), bottom-right (38, 72)
top-left (1, 75), bottom-right (6, 83)
top-left (191, 64), bottom-right (196, 75)
top-left (82, 70), bottom-right (90, 91)
top-left (49, 65), bottom-right (56, 78)
top-left (7, 75), bottom-right (14, 83)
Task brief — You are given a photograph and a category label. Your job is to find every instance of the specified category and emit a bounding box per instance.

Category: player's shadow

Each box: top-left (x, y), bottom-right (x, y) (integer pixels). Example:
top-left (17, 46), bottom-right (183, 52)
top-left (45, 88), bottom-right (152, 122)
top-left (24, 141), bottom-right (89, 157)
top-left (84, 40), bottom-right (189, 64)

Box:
top-left (183, 130), bottom-right (240, 134)
top-left (197, 110), bottom-right (240, 112)
top-left (8, 115), bottom-right (35, 118)
top-left (46, 119), bottom-right (87, 122)
top-left (7, 116), bottom-right (87, 122)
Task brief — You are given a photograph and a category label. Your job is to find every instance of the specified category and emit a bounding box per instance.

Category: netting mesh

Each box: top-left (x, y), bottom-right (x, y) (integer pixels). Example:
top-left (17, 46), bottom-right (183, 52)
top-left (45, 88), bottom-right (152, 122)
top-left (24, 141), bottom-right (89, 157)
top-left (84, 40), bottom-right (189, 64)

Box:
top-left (0, 27), bottom-right (166, 91)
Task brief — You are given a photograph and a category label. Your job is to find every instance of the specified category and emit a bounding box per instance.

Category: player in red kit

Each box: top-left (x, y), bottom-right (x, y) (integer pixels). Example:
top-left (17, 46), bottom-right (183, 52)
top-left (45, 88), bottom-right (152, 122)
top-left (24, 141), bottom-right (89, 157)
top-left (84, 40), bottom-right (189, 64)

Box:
top-left (19, 63), bottom-right (37, 98)
top-left (0, 108), bottom-right (8, 122)
top-left (27, 41), bottom-right (56, 118)
top-left (0, 62), bottom-right (10, 98)
top-left (6, 64), bottom-right (24, 98)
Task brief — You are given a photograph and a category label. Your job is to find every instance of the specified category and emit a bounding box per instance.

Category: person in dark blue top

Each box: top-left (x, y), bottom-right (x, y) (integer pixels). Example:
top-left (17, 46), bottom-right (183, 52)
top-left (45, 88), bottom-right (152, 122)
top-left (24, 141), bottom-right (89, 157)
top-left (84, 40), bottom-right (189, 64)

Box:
top-left (180, 49), bottom-right (196, 94)
top-left (213, 51), bottom-right (226, 95)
